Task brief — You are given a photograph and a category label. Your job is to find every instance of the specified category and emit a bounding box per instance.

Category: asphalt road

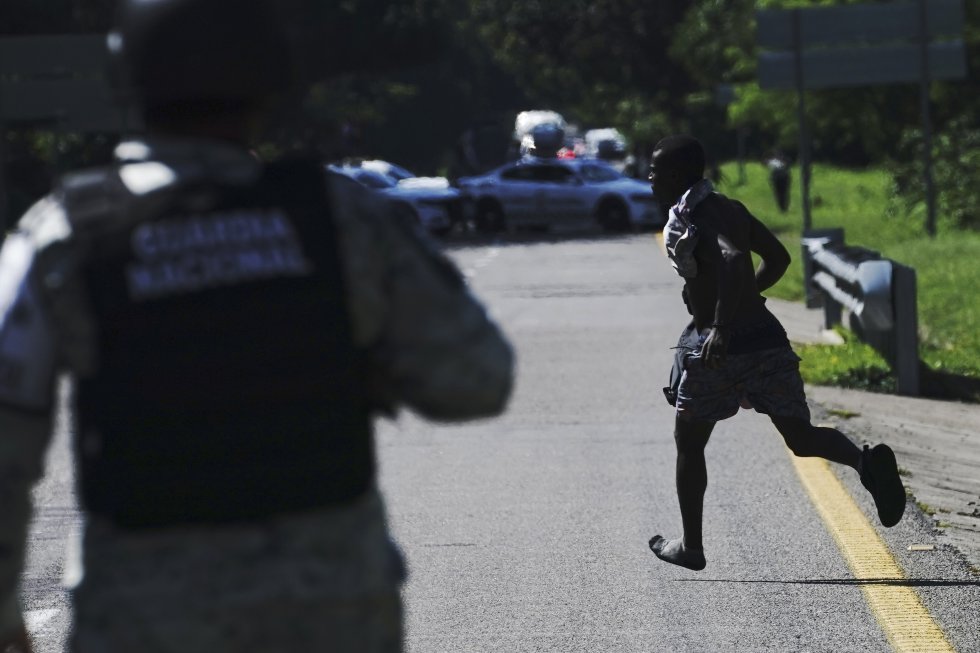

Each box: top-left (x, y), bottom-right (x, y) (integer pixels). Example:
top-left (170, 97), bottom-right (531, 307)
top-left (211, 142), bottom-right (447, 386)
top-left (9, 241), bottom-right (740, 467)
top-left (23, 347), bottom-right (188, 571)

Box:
top-left (20, 231), bottom-right (980, 652)
top-left (377, 232), bottom-right (980, 652)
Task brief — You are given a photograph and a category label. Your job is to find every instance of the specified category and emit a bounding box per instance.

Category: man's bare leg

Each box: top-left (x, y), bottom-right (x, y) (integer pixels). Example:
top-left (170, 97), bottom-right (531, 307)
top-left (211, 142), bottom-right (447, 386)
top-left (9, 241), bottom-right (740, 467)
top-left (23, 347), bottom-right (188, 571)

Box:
top-left (770, 415), bottom-right (905, 526)
top-left (650, 417), bottom-right (714, 570)
top-left (769, 415), bottom-right (861, 469)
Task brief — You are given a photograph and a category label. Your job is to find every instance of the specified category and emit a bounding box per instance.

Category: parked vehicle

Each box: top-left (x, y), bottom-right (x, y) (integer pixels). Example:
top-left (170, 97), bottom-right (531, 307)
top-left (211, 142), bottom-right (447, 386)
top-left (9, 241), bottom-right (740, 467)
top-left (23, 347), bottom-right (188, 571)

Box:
top-left (514, 110), bottom-right (567, 158)
top-left (583, 128), bottom-right (633, 174)
top-left (356, 159), bottom-right (415, 182)
top-left (457, 158), bottom-right (662, 233)
top-left (327, 163), bottom-right (463, 236)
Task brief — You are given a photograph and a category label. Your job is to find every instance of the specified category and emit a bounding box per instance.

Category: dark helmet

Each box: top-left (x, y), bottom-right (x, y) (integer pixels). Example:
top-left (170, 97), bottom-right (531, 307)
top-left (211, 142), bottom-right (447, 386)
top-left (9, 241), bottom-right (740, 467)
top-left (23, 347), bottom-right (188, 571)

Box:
top-left (108, 0), bottom-right (294, 107)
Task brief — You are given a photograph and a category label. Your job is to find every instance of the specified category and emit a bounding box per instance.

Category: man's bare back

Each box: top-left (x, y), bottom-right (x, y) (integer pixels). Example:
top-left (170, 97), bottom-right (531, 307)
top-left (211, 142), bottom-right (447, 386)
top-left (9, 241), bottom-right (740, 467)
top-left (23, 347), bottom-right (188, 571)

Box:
top-left (685, 193), bottom-right (769, 332)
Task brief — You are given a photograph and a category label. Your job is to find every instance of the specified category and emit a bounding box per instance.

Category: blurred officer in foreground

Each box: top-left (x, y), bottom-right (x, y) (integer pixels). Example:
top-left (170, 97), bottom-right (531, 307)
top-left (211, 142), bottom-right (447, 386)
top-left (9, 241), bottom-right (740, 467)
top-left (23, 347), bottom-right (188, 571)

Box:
top-left (0, 0), bottom-right (513, 650)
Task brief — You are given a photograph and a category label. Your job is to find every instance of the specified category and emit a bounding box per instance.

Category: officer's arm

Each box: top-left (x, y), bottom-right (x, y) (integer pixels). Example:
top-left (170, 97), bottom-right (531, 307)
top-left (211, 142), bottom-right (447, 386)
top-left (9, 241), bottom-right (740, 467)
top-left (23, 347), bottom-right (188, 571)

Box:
top-left (333, 179), bottom-right (514, 422)
top-left (373, 219), bottom-right (514, 421)
top-left (0, 407), bottom-right (52, 649)
top-left (0, 227), bottom-right (58, 648)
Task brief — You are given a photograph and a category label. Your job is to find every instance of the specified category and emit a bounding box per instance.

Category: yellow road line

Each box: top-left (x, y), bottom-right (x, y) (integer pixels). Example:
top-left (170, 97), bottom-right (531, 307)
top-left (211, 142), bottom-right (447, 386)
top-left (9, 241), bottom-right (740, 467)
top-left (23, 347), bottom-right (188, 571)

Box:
top-left (654, 230), bottom-right (667, 257)
top-left (790, 455), bottom-right (957, 653)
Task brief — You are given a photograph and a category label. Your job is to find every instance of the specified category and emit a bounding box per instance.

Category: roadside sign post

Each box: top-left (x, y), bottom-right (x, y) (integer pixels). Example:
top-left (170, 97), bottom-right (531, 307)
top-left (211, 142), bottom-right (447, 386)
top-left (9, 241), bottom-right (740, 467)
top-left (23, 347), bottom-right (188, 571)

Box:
top-left (791, 9), bottom-right (812, 232)
top-left (756, 0), bottom-right (966, 237)
top-left (917, 0), bottom-right (937, 237)
top-left (0, 125), bottom-right (7, 234)
top-left (714, 84), bottom-right (748, 185)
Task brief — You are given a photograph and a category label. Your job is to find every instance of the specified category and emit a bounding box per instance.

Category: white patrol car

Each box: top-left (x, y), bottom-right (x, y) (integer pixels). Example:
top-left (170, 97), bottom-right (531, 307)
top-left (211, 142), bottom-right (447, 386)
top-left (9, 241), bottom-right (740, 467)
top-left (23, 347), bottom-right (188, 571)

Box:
top-left (457, 157), bottom-right (661, 233)
top-left (327, 164), bottom-right (461, 236)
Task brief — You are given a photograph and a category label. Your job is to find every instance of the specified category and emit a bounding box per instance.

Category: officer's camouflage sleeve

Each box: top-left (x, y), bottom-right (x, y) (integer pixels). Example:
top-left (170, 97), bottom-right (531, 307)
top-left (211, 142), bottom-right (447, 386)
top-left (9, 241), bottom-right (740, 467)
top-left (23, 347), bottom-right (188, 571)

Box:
top-left (0, 407), bottom-right (52, 639)
top-left (329, 177), bottom-right (514, 421)
top-left (0, 199), bottom-right (60, 639)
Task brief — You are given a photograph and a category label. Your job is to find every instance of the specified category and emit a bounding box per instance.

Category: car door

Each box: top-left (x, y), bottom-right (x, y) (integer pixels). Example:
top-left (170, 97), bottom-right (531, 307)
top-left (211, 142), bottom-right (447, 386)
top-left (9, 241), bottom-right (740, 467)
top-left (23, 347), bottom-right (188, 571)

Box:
top-left (534, 164), bottom-right (593, 223)
top-left (497, 165), bottom-right (539, 224)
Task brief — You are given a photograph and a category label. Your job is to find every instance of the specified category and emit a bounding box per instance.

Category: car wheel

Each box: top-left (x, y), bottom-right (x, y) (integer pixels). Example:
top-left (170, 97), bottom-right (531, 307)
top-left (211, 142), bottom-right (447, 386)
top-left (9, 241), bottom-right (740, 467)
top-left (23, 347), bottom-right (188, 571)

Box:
top-left (475, 200), bottom-right (506, 233)
top-left (597, 199), bottom-right (632, 233)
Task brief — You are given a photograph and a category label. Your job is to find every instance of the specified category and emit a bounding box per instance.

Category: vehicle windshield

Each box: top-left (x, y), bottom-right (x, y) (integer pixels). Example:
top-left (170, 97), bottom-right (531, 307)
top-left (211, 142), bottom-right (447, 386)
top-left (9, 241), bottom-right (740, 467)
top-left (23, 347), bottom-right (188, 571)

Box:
top-left (579, 164), bottom-right (622, 183)
top-left (355, 170), bottom-right (397, 189)
top-left (363, 161), bottom-right (415, 181)
top-left (501, 163), bottom-right (577, 183)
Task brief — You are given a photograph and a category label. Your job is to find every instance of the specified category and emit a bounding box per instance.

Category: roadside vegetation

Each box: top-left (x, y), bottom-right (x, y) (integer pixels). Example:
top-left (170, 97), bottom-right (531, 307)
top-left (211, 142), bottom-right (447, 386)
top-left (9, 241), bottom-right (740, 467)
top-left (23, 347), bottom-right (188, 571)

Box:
top-left (2, 2), bottom-right (977, 400)
top-left (717, 161), bottom-right (980, 398)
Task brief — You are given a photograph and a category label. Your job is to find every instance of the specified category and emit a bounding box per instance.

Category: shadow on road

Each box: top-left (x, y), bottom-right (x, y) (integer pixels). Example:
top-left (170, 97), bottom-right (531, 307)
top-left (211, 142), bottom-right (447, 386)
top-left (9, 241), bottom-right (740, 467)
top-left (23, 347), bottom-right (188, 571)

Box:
top-left (919, 366), bottom-right (980, 403)
top-left (440, 226), bottom-right (659, 251)
top-left (674, 578), bottom-right (980, 588)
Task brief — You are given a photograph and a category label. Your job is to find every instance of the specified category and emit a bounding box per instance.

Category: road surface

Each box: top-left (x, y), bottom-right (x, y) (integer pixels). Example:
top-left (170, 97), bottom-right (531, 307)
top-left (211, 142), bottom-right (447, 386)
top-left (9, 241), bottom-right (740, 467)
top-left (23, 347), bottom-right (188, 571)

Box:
top-left (21, 231), bottom-right (980, 652)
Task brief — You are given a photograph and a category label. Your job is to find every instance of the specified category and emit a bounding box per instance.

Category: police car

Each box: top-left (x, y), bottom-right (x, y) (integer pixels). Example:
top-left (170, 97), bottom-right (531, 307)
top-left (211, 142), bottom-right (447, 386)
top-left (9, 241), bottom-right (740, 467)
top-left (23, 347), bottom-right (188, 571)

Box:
top-left (327, 164), bottom-right (462, 236)
top-left (457, 157), bottom-right (661, 233)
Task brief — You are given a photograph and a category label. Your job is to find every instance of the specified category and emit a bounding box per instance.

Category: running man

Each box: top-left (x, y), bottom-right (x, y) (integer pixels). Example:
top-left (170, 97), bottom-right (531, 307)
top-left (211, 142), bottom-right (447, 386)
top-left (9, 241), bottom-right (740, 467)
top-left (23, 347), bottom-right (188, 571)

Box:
top-left (647, 135), bottom-right (905, 571)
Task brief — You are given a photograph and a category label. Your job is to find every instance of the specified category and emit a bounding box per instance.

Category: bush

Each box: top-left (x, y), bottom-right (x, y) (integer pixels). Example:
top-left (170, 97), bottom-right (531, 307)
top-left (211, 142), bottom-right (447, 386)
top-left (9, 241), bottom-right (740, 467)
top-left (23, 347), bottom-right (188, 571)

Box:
top-left (888, 114), bottom-right (980, 231)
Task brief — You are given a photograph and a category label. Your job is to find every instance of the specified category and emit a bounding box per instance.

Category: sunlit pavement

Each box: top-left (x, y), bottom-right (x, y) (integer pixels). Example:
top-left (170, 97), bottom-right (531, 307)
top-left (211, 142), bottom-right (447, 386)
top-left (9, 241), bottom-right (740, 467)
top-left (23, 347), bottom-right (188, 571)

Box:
top-left (21, 231), bottom-right (980, 652)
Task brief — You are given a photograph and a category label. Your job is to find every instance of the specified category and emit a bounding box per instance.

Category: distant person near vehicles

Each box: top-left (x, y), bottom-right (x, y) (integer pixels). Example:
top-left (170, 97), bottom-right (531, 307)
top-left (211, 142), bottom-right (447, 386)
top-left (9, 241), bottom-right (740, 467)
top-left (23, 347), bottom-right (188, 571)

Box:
top-left (765, 150), bottom-right (791, 213)
top-left (0, 1), bottom-right (513, 651)
top-left (648, 135), bottom-right (905, 571)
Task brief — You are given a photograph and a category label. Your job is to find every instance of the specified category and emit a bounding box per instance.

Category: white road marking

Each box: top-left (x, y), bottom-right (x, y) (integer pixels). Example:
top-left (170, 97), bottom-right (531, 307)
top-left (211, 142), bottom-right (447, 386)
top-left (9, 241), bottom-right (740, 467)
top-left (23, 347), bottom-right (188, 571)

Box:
top-left (25, 608), bottom-right (60, 632)
top-left (462, 247), bottom-right (500, 279)
top-left (63, 524), bottom-right (84, 588)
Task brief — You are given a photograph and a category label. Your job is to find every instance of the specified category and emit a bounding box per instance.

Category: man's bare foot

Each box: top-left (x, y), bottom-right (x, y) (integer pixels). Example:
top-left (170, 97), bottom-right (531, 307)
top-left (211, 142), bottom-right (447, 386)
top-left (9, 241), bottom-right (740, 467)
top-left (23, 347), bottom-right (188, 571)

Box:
top-left (648, 535), bottom-right (706, 571)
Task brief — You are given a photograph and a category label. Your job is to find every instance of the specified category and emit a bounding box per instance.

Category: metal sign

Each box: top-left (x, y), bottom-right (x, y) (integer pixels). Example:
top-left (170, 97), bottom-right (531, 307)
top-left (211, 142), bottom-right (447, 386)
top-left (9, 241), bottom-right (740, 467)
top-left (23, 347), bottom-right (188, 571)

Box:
top-left (756, 0), bottom-right (964, 51)
top-left (758, 42), bottom-right (966, 90)
top-left (755, 0), bottom-right (967, 237)
top-left (0, 35), bottom-right (107, 76)
top-left (0, 80), bottom-right (138, 132)
top-left (0, 35), bottom-right (141, 232)
top-left (0, 35), bottom-right (138, 132)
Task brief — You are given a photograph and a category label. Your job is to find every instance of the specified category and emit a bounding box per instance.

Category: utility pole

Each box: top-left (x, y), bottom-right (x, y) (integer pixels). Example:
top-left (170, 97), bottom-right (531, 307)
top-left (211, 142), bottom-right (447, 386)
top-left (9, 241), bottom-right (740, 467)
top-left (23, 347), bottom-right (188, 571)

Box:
top-left (918, 0), bottom-right (937, 237)
top-left (792, 9), bottom-right (812, 233)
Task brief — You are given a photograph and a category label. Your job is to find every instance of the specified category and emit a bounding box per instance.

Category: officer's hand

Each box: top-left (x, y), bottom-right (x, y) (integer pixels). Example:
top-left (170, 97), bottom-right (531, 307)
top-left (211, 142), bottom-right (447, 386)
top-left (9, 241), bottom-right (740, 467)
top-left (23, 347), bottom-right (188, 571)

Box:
top-left (701, 326), bottom-right (729, 370)
top-left (0, 625), bottom-right (33, 653)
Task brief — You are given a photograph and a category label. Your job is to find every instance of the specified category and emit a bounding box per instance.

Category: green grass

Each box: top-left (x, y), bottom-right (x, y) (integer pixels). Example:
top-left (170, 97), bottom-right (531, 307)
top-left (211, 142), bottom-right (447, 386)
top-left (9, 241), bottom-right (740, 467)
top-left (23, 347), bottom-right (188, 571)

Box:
top-left (717, 161), bottom-right (980, 389)
top-left (795, 328), bottom-right (896, 393)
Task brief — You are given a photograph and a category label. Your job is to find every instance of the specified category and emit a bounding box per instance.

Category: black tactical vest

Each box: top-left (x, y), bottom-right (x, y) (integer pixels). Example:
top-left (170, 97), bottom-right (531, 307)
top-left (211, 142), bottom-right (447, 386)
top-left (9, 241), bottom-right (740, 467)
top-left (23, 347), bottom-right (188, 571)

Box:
top-left (69, 157), bottom-right (373, 529)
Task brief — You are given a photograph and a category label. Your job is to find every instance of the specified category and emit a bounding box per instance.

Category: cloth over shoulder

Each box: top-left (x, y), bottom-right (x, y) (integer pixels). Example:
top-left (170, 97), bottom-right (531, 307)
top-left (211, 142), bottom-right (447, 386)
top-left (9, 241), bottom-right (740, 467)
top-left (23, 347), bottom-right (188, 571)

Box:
top-left (662, 179), bottom-right (714, 279)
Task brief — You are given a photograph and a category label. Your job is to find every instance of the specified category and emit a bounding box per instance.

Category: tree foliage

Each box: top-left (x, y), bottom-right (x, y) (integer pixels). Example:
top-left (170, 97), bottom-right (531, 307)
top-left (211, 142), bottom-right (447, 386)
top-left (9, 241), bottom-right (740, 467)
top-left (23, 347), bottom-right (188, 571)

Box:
top-left (1, 0), bottom-right (978, 229)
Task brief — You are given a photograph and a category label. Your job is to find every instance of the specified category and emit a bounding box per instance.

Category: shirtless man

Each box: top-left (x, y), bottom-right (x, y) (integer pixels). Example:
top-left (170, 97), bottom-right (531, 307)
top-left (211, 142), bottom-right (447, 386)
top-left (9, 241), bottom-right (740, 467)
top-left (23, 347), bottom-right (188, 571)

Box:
top-left (647, 135), bottom-right (905, 571)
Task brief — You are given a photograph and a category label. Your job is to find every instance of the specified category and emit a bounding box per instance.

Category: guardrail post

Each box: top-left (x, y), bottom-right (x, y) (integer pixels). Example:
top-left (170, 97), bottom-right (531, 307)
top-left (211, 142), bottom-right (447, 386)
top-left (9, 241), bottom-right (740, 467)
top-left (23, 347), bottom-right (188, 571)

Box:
top-left (823, 292), bottom-right (842, 329)
top-left (801, 227), bottom-right (844, 308)
top-left (0, 124), bottom-right (7, 235)
top-left (804, 232), bottom-right (921, 397)
top-left (892, 262), bottom-right (920, 395)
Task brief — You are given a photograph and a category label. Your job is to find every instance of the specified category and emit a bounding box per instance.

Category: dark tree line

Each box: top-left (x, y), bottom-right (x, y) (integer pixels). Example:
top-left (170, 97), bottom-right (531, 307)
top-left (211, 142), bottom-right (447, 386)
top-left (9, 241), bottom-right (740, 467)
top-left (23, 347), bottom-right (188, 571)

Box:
top-left (2, 0), bottom-right (978, 228)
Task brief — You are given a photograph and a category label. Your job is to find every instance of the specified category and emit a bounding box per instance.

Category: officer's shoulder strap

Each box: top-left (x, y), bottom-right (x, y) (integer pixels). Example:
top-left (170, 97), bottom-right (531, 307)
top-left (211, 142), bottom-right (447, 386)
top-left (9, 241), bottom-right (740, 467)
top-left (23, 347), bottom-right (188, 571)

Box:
top-left (262, 154), bottom-right (329, 197)
top-left (53, 165), bottom-right (134, 232)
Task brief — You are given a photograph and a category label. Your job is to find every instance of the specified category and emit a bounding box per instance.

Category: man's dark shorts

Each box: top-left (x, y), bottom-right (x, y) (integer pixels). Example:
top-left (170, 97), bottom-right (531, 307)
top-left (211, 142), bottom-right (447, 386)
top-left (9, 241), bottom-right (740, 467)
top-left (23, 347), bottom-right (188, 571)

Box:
top-left (673, 313), bottom-right (810, 423)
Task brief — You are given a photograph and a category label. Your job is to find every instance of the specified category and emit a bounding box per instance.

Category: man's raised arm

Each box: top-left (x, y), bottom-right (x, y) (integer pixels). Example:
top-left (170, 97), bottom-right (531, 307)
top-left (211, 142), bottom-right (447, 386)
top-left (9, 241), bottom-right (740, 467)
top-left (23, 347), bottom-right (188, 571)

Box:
top-left (747, 212), bottom-right (791, 292)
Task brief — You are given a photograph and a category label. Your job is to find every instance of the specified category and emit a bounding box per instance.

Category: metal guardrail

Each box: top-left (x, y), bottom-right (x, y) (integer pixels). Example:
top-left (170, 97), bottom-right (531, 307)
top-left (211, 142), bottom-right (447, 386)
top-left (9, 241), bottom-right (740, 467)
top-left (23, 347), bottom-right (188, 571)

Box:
top-left (801, 229), bottom-right (920, 395)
